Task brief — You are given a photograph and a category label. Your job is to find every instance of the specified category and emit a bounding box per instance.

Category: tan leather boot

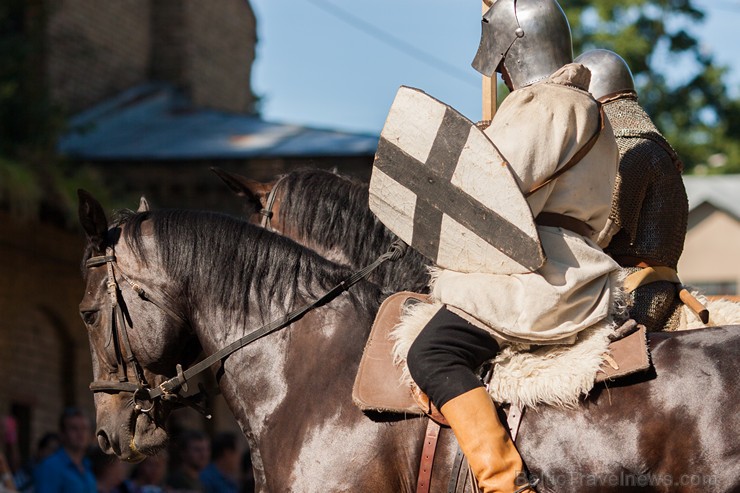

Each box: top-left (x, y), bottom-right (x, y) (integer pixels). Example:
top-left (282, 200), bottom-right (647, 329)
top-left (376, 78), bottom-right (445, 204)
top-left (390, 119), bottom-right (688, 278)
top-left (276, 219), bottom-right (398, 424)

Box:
top-left (440, 387), bottom-right (533, 493)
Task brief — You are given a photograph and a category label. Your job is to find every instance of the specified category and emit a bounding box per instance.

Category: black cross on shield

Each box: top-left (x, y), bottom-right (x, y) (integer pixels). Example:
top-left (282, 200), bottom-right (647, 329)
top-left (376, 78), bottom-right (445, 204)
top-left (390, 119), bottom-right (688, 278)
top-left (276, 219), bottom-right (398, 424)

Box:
top-left (369, 86), bottom-right (543, 274)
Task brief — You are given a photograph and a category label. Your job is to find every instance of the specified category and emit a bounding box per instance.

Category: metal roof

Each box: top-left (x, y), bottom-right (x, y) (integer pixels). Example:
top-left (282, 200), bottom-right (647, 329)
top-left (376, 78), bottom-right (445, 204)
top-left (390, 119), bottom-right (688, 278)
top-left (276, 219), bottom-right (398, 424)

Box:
top-left (58, 84), bottom-right (379, 161)
top-left (683, 174), bottom-right (740, 219)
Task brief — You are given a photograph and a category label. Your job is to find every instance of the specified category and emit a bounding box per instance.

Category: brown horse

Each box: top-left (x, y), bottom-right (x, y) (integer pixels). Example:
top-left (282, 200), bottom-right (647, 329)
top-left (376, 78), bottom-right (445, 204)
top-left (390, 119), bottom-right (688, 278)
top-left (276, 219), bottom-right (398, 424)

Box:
top-left (78, 191), bottom-right (739, 492)
top-left (212, 167), bottom-right (432, 293)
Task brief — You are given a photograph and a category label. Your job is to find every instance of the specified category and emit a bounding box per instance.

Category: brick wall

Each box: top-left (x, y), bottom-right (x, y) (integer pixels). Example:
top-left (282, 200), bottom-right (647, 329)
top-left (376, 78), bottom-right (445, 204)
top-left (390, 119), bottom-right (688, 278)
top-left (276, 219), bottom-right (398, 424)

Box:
top-left (151, 0), bottom-right (257, 113)
top-left (0, 212), bottom-right (93, 457)
top-left (46, 0), bottom-right (152, 113)
top-left (47, 0), bottom-right (258, 114)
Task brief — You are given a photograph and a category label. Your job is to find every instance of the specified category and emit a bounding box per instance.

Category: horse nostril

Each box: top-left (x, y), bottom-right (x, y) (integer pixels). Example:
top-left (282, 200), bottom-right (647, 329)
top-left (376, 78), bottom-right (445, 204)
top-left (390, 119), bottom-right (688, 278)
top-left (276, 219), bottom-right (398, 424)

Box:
top-left (97, 431), bottom-right (112, 453)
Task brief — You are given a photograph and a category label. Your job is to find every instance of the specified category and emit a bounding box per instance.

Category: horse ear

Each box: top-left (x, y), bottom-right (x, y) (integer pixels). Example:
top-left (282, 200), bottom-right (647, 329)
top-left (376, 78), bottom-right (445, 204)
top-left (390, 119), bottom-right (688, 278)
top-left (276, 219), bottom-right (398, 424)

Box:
top-left (137, 196), bottom-right (151, 212)
top-left (78, 189), bottom-right (108, 252)
top-left (211, 167), bottom-right (267, 212)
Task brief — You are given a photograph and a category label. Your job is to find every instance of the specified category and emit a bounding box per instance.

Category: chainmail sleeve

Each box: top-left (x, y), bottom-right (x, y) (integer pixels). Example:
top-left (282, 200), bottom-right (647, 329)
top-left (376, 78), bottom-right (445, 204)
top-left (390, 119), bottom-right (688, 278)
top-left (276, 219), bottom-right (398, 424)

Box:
top-left (602, 98), bottom-right (689, 331)
top-left (603, 98), bottom-right (688, 269)
top-left (609, 139), bottom-right (653, 244)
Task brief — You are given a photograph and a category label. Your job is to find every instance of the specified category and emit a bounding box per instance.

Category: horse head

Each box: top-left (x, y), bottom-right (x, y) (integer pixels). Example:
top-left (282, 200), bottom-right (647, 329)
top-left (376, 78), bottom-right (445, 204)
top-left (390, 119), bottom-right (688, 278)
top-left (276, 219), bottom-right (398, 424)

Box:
top-left (78, 190), bottom-right (200, 462)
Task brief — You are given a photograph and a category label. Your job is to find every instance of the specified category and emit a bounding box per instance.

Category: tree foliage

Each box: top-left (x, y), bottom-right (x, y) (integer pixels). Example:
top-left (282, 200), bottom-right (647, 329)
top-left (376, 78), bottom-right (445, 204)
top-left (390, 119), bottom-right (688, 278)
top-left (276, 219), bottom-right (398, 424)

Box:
top-left (563, 0), bottom-right (740, 174)
top-left (0, 0), bottom-right (110, 224)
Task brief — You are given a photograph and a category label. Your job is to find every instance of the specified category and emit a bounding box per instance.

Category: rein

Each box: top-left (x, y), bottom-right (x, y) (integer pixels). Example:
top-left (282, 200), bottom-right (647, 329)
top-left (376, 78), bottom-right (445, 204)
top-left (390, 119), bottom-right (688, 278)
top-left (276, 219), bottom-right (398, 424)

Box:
top-left (86, 239), bottom-right (408, 415)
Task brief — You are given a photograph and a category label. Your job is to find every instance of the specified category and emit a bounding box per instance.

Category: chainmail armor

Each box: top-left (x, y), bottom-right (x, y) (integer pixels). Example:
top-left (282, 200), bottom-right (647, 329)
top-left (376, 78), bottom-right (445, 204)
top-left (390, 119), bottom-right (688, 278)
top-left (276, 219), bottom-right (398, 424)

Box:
top-left (604, 97), bottom-right (689, 331)
top-left (620, 267), bottom-right (684, 332)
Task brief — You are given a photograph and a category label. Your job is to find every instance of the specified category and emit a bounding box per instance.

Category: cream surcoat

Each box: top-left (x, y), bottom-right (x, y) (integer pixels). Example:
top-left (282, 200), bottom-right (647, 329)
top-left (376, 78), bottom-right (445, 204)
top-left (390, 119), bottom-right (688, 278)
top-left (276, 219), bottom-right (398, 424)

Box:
top-left (430, 64), bottom-right (622, 344)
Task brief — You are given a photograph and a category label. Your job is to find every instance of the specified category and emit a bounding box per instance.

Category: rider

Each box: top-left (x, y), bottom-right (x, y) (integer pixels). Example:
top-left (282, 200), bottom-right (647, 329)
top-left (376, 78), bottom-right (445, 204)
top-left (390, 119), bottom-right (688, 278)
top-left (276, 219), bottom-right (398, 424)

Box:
top-left (405, 1), bottom-right (622, 492)
top-left (574, 49), bottom-right (689, 332)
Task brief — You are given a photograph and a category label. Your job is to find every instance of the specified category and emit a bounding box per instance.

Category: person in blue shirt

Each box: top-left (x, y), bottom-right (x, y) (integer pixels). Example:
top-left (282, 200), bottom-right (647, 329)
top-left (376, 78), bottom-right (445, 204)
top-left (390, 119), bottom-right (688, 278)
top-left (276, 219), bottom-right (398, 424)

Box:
top-left (199, 433), bottom-right (238, 493)
top-left (33, 408), bottom-right (96, 493)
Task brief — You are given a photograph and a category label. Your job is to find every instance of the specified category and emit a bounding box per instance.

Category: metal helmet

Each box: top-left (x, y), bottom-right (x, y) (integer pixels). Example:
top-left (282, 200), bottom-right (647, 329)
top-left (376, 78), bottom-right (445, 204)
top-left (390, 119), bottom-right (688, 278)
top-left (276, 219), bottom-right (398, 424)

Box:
top-left (574, 49), bottom-right (636, 101)
top-left (472, 0), bottom-right (573, 89)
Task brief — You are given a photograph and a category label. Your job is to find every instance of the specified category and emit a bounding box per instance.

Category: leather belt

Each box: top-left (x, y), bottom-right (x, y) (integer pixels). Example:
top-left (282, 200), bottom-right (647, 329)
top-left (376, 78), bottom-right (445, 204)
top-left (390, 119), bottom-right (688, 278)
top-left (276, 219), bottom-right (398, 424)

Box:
top-left (535, 212), bottom-right (594, 238)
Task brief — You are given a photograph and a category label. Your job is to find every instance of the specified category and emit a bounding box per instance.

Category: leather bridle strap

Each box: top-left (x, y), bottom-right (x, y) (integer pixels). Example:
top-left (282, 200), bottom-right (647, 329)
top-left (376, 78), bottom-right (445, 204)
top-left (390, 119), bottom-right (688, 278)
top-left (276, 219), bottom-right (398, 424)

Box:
top-left (88, 251), bottom-right (152, 392)
top-left (260, 176), bottom-right (287, 231)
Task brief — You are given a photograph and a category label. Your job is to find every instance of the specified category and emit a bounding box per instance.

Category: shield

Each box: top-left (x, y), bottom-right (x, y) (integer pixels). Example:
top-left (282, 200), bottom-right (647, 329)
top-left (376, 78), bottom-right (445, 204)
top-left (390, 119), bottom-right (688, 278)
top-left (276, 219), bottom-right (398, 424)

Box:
top-left (369, 86), bottom-right (544, 274)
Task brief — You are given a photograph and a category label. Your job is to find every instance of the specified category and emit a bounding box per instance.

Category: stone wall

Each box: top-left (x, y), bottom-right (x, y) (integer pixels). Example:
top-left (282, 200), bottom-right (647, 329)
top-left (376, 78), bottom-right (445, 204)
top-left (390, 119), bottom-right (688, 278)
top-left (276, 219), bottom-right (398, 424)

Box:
top-left (0, 212), bottom-right (92, 457)
top-left (46, 0), bottom-right (152, 113)
top-left (47, 0), bottom-right (258, 115)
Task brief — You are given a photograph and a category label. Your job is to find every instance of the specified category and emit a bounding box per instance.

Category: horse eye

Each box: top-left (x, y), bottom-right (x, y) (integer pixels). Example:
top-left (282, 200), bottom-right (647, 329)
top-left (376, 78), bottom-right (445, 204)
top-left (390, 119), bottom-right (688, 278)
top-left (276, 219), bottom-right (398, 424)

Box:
top-left (81, 310), bottom-right (99, 326)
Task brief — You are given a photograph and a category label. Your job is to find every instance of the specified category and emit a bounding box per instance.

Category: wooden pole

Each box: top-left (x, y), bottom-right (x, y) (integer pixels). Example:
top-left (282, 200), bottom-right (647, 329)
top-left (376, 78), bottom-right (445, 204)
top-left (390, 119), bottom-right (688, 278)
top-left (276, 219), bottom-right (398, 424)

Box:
top-left (482, 0), bottom-right (497, 122)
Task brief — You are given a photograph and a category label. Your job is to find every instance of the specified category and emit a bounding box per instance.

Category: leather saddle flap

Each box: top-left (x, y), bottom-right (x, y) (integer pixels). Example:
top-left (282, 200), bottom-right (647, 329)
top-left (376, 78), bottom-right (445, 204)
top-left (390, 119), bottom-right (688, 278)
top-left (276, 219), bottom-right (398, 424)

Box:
top-left (352, 292), bottom-right (430, 414)
top-left (353, 293), bottom-right (652, 413)
top-left (595, 325), bottom-right (650, 382)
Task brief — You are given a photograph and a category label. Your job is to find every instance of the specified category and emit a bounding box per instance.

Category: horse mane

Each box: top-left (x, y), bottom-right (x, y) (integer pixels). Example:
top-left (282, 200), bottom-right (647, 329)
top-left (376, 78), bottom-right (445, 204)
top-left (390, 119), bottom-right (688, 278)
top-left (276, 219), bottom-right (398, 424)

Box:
top-left (116, 209), bottom-right (380, 320)
top-left (277, 168), bottom-right (432, 293)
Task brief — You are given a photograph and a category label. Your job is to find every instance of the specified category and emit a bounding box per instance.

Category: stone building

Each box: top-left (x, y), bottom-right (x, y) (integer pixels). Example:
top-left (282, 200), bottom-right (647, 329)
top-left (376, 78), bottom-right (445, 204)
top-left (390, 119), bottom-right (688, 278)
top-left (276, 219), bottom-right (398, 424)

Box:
top-left (47, 0), bottom-right (258, 115)
top-left (1, 0), bottom-right (376, 467)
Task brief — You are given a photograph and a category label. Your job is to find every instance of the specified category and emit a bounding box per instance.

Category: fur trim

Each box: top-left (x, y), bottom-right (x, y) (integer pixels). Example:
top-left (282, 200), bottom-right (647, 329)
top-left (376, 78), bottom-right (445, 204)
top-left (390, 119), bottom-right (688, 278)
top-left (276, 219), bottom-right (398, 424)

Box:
top-left (391, 270), bottom-right (629, 409)
top-left (678, 290), bottom-right (740, 330)
top-left (486, 322), bottom-right (613, 408)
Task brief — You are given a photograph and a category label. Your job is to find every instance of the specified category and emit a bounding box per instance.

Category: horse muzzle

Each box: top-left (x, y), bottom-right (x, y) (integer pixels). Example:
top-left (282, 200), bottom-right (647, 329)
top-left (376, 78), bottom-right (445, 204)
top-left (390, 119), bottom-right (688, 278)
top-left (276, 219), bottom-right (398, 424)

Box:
top-left (95, 399), bottom-right (168, 463)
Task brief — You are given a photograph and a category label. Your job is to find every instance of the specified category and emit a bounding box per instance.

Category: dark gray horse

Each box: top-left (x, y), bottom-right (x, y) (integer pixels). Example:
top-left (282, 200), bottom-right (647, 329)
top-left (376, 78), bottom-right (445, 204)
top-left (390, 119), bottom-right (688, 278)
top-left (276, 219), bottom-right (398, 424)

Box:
top-left (78, 191), bottom-right (739, 492)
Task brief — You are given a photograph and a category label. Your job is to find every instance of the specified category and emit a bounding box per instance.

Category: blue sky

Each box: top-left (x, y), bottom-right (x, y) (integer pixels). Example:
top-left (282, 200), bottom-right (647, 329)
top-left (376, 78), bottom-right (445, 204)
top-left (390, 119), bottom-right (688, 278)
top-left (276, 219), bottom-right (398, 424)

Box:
top-left (249, 0), bottom-right (740, 135)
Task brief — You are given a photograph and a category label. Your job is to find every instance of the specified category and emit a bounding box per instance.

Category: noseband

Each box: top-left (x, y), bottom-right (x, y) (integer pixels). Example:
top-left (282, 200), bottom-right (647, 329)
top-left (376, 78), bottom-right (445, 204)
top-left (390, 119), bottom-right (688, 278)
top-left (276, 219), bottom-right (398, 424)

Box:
top-left (85, 239), bottom-right (408, 417)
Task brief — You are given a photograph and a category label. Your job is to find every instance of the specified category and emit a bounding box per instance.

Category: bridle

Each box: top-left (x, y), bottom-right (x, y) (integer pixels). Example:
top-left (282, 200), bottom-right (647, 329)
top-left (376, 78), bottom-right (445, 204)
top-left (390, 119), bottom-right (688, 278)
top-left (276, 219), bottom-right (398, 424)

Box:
top-left (86, 248), bottom-right (193, 414)
top-left (85, 239), bottom-right (407, 417)
top-left (259, 176), bottom-right (286, 232)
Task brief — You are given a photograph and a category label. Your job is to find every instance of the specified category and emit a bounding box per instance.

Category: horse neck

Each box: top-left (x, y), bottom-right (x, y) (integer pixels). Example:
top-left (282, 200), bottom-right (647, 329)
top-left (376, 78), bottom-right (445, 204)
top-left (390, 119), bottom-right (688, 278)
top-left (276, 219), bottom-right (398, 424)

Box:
top-left (191, 288), bottom-right (372, 484)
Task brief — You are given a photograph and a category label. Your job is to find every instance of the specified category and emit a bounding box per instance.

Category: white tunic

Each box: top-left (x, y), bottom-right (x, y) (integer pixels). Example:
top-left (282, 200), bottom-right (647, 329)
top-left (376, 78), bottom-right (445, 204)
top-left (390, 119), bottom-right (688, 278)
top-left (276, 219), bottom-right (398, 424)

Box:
top-left (431, 64), bottom-right (621, 344)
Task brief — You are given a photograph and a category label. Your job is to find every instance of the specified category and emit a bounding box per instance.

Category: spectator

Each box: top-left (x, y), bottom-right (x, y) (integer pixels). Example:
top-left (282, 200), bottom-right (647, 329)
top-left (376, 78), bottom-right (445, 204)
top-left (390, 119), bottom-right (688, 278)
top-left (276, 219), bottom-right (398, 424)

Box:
top-left (125, 452), bottom-right (168, 493)
top-left (33, 407), bottom-right (96, 493)
top-left (1, 416), bottom-right (20, 492)
top-left (13, 432), bottom-right (61, 492)
top-left (0, 451), bottom-right (18, 492)
top-left (35, 434), bottom-right (61, 463)
top-left (90, 448), bottom-right (129, 493)
top-left (166, 431), bottom-right (209, 493)
top-left (199, 434), bottom-right (238, 493)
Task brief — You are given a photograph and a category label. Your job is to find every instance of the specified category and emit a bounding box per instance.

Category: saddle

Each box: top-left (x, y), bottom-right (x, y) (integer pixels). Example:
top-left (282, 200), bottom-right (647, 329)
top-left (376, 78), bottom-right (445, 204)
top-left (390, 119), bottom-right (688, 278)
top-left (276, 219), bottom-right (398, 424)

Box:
top-left (352, 292), bottom-right (651, 417)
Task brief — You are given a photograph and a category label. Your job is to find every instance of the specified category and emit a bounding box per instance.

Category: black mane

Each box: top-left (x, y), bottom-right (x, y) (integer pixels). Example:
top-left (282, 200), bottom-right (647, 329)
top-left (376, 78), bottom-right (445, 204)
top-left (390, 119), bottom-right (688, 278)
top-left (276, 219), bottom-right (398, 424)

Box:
top-left (277, 169), bottom-right (431, 293)
top-left (117, 209), bottom-right (380, 320)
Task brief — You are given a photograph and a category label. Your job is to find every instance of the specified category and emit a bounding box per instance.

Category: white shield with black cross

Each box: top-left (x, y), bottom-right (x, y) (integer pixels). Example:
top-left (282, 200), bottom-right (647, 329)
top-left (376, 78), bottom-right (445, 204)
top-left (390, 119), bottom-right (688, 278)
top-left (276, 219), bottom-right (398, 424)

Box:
top-left (369, 86), bottom-right (544, 274)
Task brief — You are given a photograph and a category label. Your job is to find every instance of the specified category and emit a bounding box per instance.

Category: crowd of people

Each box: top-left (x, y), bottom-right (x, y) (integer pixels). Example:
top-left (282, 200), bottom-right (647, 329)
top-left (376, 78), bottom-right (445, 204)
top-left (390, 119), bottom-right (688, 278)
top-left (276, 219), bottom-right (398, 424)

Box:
top-left (0, 409), bottom-right (254, 493)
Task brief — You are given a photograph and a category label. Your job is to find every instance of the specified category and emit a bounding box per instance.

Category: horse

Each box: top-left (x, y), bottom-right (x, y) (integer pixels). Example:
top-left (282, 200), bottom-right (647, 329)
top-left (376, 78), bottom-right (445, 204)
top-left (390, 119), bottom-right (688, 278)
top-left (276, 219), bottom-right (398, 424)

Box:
top-left (78, 191), bottom-right (739, 492)
top-left (211, 167), bottom-right (432, 294)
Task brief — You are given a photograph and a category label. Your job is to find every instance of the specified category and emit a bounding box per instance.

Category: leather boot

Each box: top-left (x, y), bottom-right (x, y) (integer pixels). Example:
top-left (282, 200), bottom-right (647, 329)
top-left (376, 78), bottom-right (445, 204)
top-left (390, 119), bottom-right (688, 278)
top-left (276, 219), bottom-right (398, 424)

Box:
top-left (440, 387), bottom-right (534, 493)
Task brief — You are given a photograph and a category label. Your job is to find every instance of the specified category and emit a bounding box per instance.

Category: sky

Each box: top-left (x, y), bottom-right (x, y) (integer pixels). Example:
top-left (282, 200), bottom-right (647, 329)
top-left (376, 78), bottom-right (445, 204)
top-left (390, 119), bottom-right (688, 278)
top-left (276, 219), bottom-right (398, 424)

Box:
top-left (249, 0), bottom-right (740, 136)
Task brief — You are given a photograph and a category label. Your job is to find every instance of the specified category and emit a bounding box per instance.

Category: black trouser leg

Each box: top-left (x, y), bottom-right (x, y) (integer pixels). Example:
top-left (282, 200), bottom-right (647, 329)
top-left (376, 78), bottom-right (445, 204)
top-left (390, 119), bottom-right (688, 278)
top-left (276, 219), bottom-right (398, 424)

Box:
top-left (406, 306), bottom-right (500, 409)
